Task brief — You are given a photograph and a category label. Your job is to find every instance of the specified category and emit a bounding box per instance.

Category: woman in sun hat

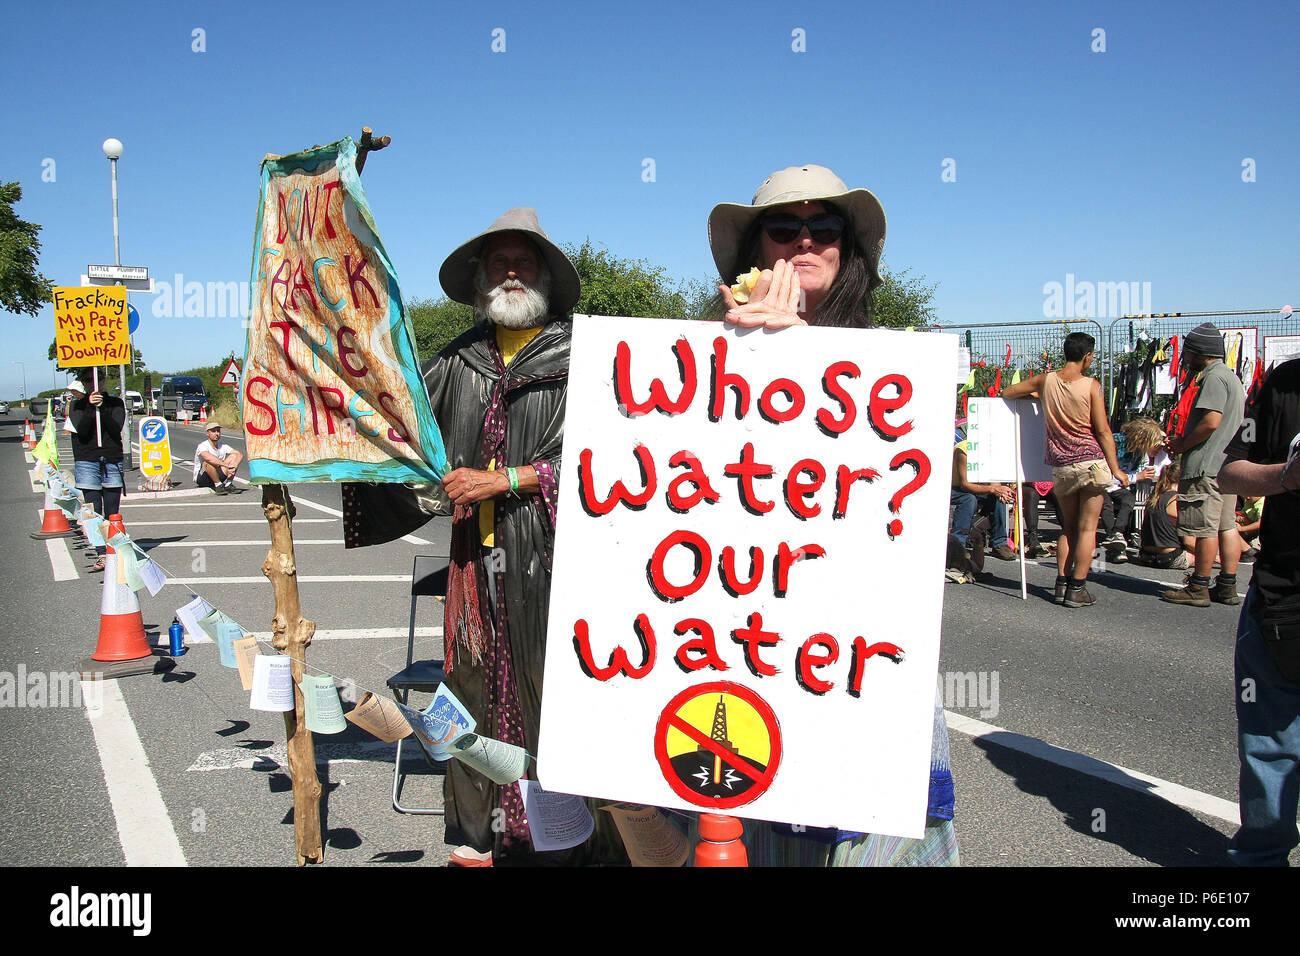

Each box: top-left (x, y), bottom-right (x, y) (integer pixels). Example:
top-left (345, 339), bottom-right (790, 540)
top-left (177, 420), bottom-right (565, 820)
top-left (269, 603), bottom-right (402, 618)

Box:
top-left (700, 166), bottom-right (958, 866)
top-left (710, 163), bottom-right (886, 329)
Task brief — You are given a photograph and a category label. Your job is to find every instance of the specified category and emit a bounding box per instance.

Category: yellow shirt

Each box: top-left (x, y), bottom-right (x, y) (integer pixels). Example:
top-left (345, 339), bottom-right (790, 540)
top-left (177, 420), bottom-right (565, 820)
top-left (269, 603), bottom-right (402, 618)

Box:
top-left (480, 325), bottom-right (543, 547)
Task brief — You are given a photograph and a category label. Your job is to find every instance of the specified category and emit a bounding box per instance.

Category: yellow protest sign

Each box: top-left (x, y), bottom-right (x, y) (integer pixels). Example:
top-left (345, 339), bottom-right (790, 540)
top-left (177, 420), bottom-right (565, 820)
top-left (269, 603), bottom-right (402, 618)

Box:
top-left (52, 287), bottom-right (130, 368)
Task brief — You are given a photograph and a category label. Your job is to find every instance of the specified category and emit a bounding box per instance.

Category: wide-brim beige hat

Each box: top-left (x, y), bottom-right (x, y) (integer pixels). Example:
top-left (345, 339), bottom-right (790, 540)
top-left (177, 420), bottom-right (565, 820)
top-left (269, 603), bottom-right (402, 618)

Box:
top-left (708, 164), bottom-right (887, 290)
top-left (438, 207), bottom-right (581, 316)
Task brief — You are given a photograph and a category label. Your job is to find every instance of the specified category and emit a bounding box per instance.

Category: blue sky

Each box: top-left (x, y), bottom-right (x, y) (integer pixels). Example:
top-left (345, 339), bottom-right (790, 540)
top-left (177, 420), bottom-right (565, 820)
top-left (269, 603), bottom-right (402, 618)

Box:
top-left (2, 0), bottom-right (1296, 398)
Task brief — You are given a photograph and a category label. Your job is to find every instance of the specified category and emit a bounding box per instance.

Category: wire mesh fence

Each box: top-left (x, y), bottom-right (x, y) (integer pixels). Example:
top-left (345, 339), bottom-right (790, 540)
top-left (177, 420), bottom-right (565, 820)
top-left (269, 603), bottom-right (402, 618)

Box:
top-left (924, 308), bottom-right (1297, 429)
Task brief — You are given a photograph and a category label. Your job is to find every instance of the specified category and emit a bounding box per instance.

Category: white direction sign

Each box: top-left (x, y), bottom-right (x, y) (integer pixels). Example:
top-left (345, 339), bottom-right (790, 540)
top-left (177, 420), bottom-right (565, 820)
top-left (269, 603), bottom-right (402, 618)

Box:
top-left (87, 264), bottom-right (149, 281)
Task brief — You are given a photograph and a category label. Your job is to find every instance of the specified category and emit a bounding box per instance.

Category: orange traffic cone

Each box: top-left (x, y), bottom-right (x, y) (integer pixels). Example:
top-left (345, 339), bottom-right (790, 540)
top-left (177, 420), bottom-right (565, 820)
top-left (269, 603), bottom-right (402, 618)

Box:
top-left (23, 421), bottom-right (35, 449)
top-left (30, 484), bottom-right (75, 538)
top-left (694, 814), bottom-right (748, 867)
top-left (199, 404), bottom-right (208, 426)
top-left (77, 513), bottom-right (166, 680)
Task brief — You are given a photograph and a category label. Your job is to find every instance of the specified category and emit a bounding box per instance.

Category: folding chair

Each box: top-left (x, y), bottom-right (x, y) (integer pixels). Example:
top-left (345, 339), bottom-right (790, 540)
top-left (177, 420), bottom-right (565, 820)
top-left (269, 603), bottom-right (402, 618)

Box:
top-left (387, 554), bottom-right (450, 814)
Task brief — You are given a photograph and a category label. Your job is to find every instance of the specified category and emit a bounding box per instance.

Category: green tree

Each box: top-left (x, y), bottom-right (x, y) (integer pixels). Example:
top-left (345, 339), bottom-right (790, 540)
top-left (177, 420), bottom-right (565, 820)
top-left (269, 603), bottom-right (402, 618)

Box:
top-left (407, 297), bottom-right (473, 357)
top-left (564, 240), bottom-right (709, 320)
top-left (0, 182), bottom-right (53, 316)
top-left (871, 265), bottom-right (938, 330)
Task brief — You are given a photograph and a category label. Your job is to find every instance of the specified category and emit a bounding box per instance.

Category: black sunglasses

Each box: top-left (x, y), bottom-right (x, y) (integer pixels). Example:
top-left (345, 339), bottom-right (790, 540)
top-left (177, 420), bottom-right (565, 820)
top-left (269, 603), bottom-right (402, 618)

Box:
top-left (760, 212), bottom-right (846, 245)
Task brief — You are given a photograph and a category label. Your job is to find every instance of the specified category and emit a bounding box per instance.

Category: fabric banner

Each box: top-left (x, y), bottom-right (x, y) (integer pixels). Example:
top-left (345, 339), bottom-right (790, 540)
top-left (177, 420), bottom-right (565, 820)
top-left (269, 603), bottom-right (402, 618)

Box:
top-left (241, 136), bottom-right (447, 483)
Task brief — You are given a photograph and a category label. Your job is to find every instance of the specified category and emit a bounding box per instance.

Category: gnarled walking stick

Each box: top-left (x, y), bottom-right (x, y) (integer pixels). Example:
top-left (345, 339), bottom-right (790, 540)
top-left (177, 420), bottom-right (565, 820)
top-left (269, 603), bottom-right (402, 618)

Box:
top-left (261, 485), bottom-right (323, 865)
top-left (259, 126), bottom-right (393, 865)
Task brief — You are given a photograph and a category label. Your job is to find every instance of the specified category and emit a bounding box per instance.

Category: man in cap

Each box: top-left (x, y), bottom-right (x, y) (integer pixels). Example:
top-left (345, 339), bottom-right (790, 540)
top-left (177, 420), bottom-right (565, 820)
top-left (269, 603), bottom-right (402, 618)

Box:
top-left (194, 423), bottom-right (243, 493)
top-left (342, 209), bottom-right (614, 866)
top-left (1161, 323), bottom-right (1246, 607)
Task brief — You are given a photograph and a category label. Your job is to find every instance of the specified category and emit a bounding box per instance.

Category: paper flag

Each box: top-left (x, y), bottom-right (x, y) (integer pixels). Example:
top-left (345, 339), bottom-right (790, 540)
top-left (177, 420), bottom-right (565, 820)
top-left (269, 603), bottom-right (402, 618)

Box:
top-left (216, 621), bottom-right (243, 668)
top-left (250, 655), bottom-right (294, 712)
top-left (345, 692), bottom-right (413, 742)
top-left (519, 780), bottom-right (594, 852)
top-left (233, 636), bottom-right (258, 691)
top-left (138, 559), bottom-right (167, 597)
top-left (450, 733), bottom-right (529, 785)
top-left (300, 675), bottom-right (347, 734)
top-left (83, 516), bottom-right (106, 548)
top-left (176, 595), bottom-right (215, 642)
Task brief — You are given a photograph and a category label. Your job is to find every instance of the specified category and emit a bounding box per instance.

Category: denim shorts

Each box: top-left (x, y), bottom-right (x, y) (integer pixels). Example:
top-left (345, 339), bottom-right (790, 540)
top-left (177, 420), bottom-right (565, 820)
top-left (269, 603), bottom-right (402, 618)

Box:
top-left (74, 459), bottom-right (124, 490)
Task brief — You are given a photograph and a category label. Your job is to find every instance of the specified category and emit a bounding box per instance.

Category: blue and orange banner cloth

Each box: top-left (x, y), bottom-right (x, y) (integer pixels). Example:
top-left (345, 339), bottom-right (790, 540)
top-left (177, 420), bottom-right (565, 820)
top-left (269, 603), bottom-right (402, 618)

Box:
top-left (241, 137), bottom-right (447, 483)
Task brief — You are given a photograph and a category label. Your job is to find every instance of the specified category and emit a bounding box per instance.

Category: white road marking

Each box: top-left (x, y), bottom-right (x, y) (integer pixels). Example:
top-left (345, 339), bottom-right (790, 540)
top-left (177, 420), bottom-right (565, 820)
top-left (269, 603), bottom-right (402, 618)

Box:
top-left (143, 539), bottom-right (345, 547)
top-left (945, 711), bottom-right (1240, 825)
top-left (180, 625), bottom-right (442, 645)
top-left (46, 538), bottom-right (78, 580)
top-left (121, 518), bottom-right (335, 525)
top-left (165, 574), bottom-right (410, 585)
top-left (187, 740), bottom-right (400, 772)
top-left (83, 680), bottom-right (188, 866)
top-left (118, 501), bottom-right (265, 509)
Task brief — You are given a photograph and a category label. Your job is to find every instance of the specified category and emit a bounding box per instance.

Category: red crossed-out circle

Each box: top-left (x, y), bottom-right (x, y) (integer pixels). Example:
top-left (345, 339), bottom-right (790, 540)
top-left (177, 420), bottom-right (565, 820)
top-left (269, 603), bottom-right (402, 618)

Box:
top-left (653, 681), bottom-right (781, 810)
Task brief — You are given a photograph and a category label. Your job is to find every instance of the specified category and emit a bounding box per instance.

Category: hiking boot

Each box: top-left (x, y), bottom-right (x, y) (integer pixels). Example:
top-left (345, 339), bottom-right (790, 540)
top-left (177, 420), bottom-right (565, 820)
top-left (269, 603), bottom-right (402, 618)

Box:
top-left (1054, 579), bottom-right (1068, 604)
top-left (1161, 583), bottom-right (1211, 607)
top-left (1107, 547), bottom-right (1129, 564)
top-left (1063, 584), bottom-right (1096, 608)
top-left (991, 543), bottom-right (1016, 561)
top-left (1025, 543), bottom-right (1047, 558)
top-left (1210, 579), bottom-right (1242, 605)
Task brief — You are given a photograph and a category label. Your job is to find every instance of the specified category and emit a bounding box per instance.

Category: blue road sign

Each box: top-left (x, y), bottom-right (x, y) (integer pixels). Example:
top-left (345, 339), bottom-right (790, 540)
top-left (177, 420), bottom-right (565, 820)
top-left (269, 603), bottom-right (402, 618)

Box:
top-left (128, 303), bottom-right (140, 335)
top-left (141, 419), bottom-right (165, 443)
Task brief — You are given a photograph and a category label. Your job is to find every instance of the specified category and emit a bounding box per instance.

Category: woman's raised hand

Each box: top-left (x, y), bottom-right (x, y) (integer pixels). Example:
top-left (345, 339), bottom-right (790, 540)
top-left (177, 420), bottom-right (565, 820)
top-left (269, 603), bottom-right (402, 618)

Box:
top-left (721, 259), bottom-right (806, 329)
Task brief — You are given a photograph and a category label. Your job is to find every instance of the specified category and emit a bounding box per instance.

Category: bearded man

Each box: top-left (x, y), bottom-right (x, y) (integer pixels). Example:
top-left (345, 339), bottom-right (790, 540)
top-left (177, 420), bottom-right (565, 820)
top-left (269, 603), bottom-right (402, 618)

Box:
top-left (343, 209), bottom-right (618, 866)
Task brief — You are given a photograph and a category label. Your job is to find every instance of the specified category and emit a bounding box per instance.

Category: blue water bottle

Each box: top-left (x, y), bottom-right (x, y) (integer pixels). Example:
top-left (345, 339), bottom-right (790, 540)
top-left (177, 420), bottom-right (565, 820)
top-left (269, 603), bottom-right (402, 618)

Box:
top-left (169, 618), bottom-right (187, 657)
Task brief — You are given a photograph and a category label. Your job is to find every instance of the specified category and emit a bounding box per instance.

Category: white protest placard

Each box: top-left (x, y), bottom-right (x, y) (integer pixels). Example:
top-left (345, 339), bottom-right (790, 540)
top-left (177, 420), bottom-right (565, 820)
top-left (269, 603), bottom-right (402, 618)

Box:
top-left (1264, 334), bottom-right (1300, 374)
top-left (966, 398), bottom-right (1051, 483)
top-left (537, 317), bottom-right (957, 839)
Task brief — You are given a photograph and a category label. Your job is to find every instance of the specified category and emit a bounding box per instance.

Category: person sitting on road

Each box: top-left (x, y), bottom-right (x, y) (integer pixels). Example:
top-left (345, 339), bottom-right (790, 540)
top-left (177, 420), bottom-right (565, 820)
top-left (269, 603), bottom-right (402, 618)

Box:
top-left (951, 422), bottom-right (1017, 561)
top-left (194, 424), bottom-right (242, 493)
top-left (1231, 495), bottom-right (1264, 561)
top-left (1138, 461), bottom-right (1193, 569)
top-left (1097, 417), bottom-right (1172, 563)
top-left (1019, 481), bottom-right (1063, 558)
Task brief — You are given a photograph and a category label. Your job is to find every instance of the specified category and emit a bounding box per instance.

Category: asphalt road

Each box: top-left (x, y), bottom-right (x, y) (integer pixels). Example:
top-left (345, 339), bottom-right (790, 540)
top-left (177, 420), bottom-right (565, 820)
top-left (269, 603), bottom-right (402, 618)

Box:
top-left (0, 410), bottom-right (1287, 869)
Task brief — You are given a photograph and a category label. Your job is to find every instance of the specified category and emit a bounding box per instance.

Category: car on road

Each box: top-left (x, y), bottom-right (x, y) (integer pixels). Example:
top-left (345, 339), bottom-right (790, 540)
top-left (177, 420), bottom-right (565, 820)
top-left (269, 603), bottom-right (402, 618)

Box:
top-left (0, 401), bottom-right (9, 415)
top-left (159, 376), bottom-right (208, 420)
top-left (122, 390), bottom-right (144, 413)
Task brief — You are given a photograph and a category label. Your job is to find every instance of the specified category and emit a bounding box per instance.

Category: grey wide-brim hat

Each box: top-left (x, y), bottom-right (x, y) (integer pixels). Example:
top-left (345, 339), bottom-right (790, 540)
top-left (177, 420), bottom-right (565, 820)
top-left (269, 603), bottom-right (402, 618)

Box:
top-left (708, 164), bottom-right (887, 291)
top-left (438, 207), bottom-right (581, 316)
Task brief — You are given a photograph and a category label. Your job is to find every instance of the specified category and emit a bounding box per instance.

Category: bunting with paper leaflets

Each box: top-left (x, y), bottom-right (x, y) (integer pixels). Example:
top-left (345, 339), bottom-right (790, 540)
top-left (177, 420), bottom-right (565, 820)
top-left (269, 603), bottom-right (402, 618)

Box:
top-left (241, 136), bottom-right (448, 484)
top-left (75, 513), bottom-right (169, 680)
top-left (30, 463), bottom-right (77, 539)
top-left (395, 685), bottom-right (530, 785)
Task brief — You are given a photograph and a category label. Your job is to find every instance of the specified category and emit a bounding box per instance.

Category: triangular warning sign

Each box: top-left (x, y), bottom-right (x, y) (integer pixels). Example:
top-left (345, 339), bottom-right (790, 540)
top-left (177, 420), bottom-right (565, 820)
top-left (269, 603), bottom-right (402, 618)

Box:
top-left (219, 359), bottom-right (241, 386)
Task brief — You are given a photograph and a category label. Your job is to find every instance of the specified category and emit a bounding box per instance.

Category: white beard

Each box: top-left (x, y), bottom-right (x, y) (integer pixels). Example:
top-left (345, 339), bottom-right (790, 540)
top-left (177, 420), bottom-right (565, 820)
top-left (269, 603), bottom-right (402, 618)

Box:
top-left (474, 266), bottom-right (551, 330)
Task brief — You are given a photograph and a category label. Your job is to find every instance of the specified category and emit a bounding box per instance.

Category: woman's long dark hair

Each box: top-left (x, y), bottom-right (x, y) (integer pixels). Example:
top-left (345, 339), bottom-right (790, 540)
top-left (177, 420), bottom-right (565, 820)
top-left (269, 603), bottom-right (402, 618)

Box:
top-left (708, 201), bottom-right (875, 328)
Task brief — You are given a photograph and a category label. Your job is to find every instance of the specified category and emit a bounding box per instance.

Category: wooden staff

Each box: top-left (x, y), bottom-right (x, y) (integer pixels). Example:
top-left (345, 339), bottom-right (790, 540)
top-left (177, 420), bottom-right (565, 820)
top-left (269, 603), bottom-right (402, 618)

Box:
top-left (259, 126), bottom-right (392, 866)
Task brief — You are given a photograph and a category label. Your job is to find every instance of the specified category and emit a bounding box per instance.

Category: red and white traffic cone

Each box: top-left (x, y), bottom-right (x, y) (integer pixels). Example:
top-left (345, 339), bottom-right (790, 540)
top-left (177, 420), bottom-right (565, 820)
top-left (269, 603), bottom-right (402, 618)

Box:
top-left (76, 513), bottom-right (166, 680)
top-left (694, 814), bottom-right (748, 867)
top-left (23, 421), bottom-right (35, 449)
top-left (199, 404), bottom-right (208, 426)
top-left (30, 484), bottom-right (75, 538)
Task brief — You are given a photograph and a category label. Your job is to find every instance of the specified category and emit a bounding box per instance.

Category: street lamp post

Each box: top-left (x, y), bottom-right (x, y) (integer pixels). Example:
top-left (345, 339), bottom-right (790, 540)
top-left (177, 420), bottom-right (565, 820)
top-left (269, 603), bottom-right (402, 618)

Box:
top-left (11, 361), bottom-right (26, 405)
top-left (102, 138), bottom-right (132, 469)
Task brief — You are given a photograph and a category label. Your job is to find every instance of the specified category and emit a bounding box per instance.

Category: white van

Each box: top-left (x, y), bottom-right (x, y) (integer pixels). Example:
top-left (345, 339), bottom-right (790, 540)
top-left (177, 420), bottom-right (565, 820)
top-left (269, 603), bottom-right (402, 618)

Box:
top-left (124, 390), bottom-right (144, 412)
